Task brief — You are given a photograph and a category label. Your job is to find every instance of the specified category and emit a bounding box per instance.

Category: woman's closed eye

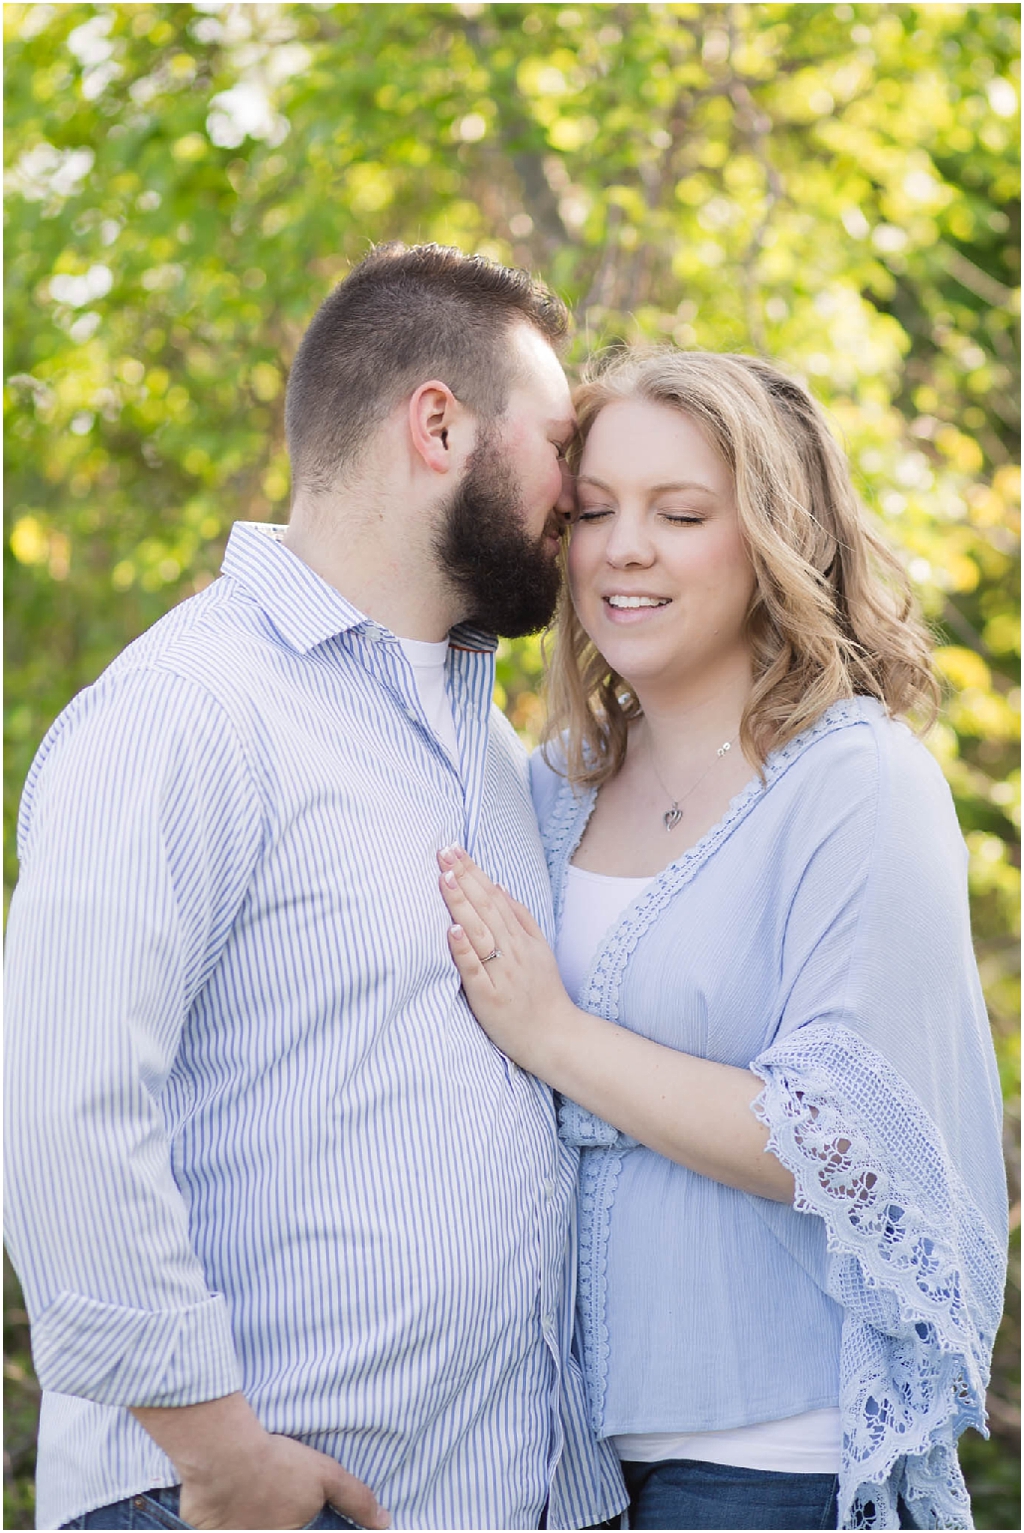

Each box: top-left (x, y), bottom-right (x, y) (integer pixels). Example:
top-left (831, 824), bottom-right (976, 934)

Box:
top-left (574, 506), bottom-right (706, 525)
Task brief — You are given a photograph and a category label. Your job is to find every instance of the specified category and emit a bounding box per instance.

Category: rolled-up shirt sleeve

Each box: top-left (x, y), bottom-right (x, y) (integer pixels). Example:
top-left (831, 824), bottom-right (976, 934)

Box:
top-left (4, 665), bottom-right (263, 1407)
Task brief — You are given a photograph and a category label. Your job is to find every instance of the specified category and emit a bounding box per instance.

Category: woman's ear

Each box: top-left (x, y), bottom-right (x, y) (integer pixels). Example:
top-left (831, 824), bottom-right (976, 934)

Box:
top-left (407, 380), bottom-right (461, 474)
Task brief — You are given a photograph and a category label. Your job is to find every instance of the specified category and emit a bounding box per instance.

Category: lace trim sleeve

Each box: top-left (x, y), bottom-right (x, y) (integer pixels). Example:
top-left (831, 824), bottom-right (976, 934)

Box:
top-left (751, 1024), bottom-right (1005, 1530)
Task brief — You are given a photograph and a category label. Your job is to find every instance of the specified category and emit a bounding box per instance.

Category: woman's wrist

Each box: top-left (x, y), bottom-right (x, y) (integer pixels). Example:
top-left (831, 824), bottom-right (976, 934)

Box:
top-left (526, 999), bottom-right (603, 1092)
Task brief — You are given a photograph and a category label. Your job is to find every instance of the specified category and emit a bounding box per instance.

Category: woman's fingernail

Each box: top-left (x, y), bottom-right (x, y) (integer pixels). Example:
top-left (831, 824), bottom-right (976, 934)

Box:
top-left (450, 923), bottom-right (463, 938)
top-left (443, 869), bottom-right (457, 888)
top-left (438, 845), bottom-right (456, 865)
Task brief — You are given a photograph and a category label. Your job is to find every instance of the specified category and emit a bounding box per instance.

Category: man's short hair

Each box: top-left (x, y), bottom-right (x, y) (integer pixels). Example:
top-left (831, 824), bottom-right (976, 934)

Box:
top-left (285, 242), bottom-right (570, 495)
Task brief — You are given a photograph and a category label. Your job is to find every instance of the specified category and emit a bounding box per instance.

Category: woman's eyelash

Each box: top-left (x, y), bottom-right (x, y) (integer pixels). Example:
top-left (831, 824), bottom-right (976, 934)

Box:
top-left (573, 508), bottom-right (705, 523)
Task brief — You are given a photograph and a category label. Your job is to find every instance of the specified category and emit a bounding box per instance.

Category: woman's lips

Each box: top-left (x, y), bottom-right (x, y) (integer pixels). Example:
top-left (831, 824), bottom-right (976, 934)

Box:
top-left (602, 594), bottom-right (671, 623)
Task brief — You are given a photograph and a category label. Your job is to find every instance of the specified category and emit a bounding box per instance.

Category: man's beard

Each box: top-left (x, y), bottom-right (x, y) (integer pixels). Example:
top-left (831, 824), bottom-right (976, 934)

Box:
top-left (433, 428), bottom-right (563, 639)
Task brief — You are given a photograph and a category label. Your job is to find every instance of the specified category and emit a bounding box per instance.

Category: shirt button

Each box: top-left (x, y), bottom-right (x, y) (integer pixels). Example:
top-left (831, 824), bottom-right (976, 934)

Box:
top-left (364, 626), bottom-right (382, 643)
top-left (543, 1178), bottom-right (555, 1198)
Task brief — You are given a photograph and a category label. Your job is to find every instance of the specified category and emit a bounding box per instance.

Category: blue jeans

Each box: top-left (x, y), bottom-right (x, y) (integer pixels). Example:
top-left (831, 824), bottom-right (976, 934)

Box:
top-left (620, 1460), bottom-right (923, 1531)
top-left (60, 1483), bottom-right (360, 1530)
top-left (621, 1458), bottom-right (840, 1530)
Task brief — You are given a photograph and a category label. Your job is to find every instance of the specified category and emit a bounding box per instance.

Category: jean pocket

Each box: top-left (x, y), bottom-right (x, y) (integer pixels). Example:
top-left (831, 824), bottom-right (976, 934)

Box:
top-left (135, 1491), bottom-right (193, 1530)
top-left (301, 1506), bottom-right (362, 1531)
top-left (817, 1476), bottom-right (840, 1531)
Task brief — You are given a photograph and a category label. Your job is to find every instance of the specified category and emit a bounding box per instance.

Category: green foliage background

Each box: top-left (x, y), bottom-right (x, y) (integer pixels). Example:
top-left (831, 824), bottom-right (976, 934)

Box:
top-left (4, 3), bottom-right (1019, 1526)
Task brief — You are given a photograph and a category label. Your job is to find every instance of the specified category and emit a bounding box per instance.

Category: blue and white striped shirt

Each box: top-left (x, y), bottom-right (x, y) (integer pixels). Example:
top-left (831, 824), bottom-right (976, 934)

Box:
top-left (4, 521), bottom-right (625, 1531)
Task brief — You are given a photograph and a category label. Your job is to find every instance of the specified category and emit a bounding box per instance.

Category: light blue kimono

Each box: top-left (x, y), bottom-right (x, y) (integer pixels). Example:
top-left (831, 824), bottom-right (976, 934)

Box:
top-left (531, 697), bottom-right (1007, 1531)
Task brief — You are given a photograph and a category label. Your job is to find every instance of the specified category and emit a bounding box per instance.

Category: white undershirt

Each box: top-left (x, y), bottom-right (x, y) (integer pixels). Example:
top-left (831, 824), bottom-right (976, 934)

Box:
top-left (556, 864), bottom-right (841, 1475)
top-left (397, 636), bottom-right (459, 762)
top-left (556, 864), bottom-right (655, 1000)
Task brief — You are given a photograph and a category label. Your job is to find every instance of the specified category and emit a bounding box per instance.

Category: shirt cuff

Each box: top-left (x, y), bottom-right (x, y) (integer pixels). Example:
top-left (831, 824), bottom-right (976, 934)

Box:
top-left (31, 1289), bottom-right (243, 1407)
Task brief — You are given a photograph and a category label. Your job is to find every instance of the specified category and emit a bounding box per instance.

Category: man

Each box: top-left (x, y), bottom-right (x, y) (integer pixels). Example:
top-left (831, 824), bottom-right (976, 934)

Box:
top-left (5, 244), bottom-right (625, 1531)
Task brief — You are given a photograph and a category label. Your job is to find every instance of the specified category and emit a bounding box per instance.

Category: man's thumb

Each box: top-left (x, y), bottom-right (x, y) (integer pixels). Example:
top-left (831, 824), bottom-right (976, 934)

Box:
top-left (322, 1458), bottom-right (390, 1530)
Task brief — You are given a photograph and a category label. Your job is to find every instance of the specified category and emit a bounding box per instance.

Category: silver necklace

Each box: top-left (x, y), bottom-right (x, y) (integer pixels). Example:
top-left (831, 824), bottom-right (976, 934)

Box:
top-left (647, 734), bottom-right (735, 831)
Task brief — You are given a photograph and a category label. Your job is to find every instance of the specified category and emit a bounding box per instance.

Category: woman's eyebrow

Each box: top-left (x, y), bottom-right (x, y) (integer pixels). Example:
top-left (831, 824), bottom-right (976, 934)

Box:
top-left (647, 481), bottom-right (717, 496)
top-left (577, 475), bottom-right (718, 496)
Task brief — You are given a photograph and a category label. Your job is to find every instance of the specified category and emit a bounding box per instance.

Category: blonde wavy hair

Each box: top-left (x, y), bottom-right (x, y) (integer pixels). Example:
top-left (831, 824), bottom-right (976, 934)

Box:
top-left (544, 348), bottom-right (939, 786)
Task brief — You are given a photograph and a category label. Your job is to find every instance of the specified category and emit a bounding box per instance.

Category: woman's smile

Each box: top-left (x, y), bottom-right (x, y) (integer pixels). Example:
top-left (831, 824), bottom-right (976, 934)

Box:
top-left (602, 591), bottom-right (673, 622)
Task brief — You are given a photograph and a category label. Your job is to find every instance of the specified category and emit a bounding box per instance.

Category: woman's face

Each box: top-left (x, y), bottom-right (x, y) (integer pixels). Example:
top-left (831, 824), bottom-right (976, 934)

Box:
top-left (568, 397), bottom-right (757, 694)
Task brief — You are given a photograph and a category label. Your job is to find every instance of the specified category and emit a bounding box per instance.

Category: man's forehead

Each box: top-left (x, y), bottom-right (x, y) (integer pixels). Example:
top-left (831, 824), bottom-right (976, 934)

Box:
top-left (507, 323), bottom-right (574, 418)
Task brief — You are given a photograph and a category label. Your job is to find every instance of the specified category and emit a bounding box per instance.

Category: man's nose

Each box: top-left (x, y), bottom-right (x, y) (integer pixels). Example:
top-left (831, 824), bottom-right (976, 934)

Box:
top-left (555, 460), bottom-right (575, 518)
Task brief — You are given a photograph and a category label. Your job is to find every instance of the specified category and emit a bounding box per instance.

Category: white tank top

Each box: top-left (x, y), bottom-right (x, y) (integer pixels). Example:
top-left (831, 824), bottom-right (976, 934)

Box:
top-left (556, 864), bottom-right (841, 1474)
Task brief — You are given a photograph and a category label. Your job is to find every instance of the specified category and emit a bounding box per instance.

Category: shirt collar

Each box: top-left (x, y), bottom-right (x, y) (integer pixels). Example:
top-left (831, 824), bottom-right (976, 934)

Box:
top-left (448, 622), bottom-right (498, 654)
top-left (221, 522), bottom-right (498, 656)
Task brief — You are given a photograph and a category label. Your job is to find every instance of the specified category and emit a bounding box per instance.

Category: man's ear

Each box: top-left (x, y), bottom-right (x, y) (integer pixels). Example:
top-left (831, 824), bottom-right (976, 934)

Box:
top-left (407, 380), bottom-right (464, 474)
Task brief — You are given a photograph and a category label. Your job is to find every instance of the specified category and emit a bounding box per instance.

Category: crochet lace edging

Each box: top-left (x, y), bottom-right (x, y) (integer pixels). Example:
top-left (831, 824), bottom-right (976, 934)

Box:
top-left (752, 1025), bottom-right (1004, 1530)
top-left (576, 1146), bottom-right (626, 1431)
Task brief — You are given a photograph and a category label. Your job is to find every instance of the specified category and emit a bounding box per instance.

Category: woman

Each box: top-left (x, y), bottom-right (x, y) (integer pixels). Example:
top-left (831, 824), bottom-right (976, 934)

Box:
top-left (436, 351), bottom-right (1007, 1531)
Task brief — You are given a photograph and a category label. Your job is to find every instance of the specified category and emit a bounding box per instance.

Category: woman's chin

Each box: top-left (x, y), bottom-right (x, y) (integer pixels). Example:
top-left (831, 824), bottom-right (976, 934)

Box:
top-left (595, 645), bottom-right (679, 694)
top-left (584, 621), bottom-right (754, 700)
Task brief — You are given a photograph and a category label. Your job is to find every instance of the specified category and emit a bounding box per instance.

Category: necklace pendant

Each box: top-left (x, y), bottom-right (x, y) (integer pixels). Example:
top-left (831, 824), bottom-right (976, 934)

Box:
top-left (663, 803), bottom-right (683, 831)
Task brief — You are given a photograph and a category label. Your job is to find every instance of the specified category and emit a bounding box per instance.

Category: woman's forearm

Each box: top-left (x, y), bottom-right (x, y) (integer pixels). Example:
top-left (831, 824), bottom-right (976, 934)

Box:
top-left (537, 1000), bottom-right (795, 1202)
top-left (436, 849), bottom-right (794, 1202)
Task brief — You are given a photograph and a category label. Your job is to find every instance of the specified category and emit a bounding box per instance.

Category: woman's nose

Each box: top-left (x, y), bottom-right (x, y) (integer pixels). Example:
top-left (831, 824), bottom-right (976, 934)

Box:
top-left (604, 511), bottom-right (655, 567)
